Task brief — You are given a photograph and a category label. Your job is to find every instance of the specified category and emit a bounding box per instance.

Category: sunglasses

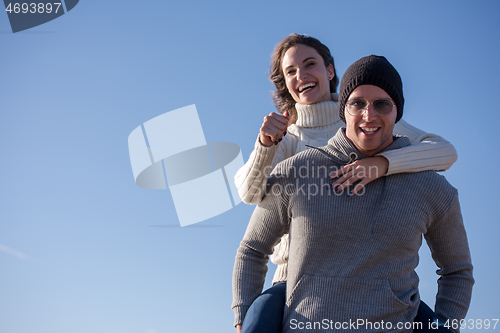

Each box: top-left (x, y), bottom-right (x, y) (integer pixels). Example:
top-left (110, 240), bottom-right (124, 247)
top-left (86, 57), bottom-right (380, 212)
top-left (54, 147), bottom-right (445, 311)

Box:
top-left (345, 98), bottom-right (395, 117)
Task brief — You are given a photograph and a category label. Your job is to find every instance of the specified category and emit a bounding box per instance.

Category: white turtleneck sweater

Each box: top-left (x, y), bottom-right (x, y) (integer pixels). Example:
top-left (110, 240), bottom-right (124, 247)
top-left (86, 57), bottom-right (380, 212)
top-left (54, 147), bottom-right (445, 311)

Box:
top-left (233, 94), bottom-right (458, 283)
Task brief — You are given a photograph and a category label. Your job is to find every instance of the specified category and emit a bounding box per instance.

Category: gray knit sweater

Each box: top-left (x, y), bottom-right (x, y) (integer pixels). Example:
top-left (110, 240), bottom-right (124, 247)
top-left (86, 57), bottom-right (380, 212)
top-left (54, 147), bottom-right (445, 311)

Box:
top-left (232, 128), bottom-right (473, 332)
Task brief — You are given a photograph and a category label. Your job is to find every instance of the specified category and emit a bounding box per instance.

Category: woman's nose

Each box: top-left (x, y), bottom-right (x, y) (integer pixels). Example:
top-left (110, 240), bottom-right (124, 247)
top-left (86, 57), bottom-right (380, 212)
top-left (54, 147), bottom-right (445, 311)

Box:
top-left (296, 67), bottom-right (307, 80)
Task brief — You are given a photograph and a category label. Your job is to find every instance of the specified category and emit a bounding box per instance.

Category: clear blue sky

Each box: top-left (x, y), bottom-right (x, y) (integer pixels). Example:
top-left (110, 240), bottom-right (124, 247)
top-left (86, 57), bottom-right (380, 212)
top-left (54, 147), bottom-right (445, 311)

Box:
top-left (1, 1), bottom-right (499, 332)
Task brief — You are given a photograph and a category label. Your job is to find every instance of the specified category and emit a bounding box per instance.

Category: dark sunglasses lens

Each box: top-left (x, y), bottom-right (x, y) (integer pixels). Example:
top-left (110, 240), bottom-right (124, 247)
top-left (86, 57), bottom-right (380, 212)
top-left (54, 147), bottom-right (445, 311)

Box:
top-left (356, 100), bottom-right (367, 111)
top-left (373, 100), bottom-right (393, 115)
top-left (348, 100), bottom-right (367, 113)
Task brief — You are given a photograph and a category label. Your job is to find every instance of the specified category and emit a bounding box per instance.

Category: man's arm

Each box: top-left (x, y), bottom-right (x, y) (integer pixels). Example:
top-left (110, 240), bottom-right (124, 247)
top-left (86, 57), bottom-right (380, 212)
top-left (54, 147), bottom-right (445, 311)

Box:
top-left (232, 168), bottom-right (292, 327)
top-left (424, 193), bottom-right (474, 332)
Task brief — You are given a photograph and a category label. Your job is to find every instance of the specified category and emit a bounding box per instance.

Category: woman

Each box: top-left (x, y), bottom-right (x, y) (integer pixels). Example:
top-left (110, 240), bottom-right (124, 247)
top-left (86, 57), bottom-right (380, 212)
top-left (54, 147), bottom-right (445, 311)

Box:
top-left (233, 34), bottom-right (458, 333)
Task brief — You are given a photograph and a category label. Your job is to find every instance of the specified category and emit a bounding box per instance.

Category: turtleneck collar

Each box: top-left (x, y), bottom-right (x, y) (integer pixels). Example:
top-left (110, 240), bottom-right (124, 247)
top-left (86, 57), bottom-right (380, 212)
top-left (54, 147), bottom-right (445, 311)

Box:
top-left (294, 93), bottom-right (340, 128)
top-left (325, 128), bottom-right (411, 163)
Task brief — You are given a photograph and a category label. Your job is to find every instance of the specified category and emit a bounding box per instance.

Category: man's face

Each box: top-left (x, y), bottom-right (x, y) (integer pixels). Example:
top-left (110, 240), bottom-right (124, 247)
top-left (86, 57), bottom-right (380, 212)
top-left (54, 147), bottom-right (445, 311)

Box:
top-left (344, 85), bottom-right (397, 156)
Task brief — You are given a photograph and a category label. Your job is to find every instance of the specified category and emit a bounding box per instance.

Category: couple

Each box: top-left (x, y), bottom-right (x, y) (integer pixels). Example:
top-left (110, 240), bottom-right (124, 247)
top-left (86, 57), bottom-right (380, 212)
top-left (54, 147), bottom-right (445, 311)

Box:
top-left (232, 34), bottom-right (473, 333)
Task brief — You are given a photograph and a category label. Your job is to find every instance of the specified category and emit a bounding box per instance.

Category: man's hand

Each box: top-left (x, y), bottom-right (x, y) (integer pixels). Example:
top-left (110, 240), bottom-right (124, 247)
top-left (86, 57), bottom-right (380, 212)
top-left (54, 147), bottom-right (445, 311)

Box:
top-left (329, 156), bottom-right (389, 196)
top-left (236, 324), bottom-right (242, 333)
top-left (258, 111), bottom-right (290, 147)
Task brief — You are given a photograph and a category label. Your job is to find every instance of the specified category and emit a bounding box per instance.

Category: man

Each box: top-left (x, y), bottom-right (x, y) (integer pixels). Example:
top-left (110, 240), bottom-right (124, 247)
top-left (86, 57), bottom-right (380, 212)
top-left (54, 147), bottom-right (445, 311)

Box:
top-left (232, 55), bottom-right (473, 332)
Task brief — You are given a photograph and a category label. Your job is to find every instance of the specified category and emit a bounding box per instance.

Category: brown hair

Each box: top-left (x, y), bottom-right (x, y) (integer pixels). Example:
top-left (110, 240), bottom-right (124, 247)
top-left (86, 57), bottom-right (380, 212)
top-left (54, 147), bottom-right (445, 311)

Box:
top-left (269, 33), bottom-right (339, 123)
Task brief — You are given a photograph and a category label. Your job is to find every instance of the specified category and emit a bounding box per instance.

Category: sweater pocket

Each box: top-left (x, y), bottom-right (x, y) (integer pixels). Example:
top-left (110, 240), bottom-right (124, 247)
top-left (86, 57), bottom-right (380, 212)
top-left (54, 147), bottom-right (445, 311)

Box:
top-left (285, 275), bottom-right (414, 327)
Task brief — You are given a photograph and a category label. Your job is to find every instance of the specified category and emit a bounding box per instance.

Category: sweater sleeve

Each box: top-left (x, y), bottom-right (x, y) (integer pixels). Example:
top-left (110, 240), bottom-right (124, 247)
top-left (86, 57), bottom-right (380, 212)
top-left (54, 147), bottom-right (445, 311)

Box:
top-left (232, 166), bottom-right (291, 326)
top-left (378, 119), bottom-right (458, 176)
top-left (424, 193), bottom-right (474, 332)
top-left (234, 134), bottom-right (297, 204)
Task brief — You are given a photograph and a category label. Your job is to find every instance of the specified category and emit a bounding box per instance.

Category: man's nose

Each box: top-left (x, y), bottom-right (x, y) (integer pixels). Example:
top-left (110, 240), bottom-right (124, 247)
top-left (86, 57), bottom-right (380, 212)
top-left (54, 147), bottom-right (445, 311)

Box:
top-left (362, 104), bottom-right (377, 121)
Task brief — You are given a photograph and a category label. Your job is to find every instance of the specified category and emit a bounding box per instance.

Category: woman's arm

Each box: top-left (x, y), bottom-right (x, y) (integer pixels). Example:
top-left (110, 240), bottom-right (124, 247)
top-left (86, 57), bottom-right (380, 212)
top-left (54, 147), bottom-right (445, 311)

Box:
top-left (380, 119), bottom-right (458, 175)
top-left (234, 111), bottom-right (291, 205)
top-left (330, 119), bottom-right (458, 195)
top-left (234, 133), bottom-right (297, 204)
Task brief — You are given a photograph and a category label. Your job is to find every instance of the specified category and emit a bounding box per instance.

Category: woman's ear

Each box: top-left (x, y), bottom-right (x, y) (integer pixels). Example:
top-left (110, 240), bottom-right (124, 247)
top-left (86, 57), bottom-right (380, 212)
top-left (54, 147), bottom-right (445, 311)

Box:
top-left (328, 64), bottom-right (335, 80)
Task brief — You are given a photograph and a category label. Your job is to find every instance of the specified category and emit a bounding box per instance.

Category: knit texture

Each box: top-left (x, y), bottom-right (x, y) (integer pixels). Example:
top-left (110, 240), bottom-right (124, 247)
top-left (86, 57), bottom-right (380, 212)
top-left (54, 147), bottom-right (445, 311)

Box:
top-left (232, 129), bottom-right (473, 331)
top-left (234, 97), bottom-right (457, 284)
top-left (339, 55), bottom-right (404, 123)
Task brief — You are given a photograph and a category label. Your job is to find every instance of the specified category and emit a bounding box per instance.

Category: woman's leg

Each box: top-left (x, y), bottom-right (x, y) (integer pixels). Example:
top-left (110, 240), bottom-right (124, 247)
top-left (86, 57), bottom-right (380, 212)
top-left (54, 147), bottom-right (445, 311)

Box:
top-left (413, 300), bottom-right (454, 333)
top-left (241, 282), bottom-right (286, 333)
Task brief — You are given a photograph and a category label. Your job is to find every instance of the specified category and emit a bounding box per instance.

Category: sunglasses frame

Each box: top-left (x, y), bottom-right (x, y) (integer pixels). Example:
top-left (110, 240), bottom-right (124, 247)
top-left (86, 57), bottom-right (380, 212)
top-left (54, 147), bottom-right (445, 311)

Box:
top-left (345, 98), bottom-right (395, 117)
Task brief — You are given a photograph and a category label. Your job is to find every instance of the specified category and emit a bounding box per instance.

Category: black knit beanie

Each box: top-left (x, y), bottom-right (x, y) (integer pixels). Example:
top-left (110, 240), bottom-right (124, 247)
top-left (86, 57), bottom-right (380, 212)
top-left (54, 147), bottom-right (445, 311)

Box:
top-left (339, 55), bottom-right (404, 123)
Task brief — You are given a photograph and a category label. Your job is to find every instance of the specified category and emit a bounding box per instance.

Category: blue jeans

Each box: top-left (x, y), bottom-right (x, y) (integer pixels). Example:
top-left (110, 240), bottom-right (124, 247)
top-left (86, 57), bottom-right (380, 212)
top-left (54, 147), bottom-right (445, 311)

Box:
top-left (241, 284), bottom-right (453, 333)
top-left (240, 282), bottom-right (286, 333)
top-left (413, 300), bottom-right (454, 332)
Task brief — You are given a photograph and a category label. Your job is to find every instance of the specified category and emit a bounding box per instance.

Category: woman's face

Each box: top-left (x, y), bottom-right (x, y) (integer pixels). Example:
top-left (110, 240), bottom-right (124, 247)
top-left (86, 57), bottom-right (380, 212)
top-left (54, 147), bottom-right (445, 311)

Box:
top-left (282, 44), bottom-right (334, 105)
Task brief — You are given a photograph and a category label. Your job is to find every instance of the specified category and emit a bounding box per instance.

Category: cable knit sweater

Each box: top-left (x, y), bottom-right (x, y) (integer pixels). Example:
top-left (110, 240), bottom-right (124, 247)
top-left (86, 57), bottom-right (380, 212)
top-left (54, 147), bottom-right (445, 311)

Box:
top-left (234, 94), bottom-right (458, 284)
top-left (232, 129), bottom-right (473, 332)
